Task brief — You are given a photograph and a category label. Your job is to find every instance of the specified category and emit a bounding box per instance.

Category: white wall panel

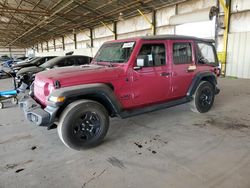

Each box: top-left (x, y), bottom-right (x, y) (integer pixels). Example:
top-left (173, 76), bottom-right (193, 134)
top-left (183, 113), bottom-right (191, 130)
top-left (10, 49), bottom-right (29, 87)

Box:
top-left (93, 36), bottom-right (114, 48)
top-left (176, 19), bottom-right (215, 38)
top-left (64, 43), bottom-right (74, 50)
top-left (93, 24), bottom-right (114, 38)
top-left (156, 26), bottom-right (175, 35)
top-left (54, 37), bottom-right (63, 51)
top-left (170, 7), bottom-right (212, 25)
top-left (117, 13), bottom-right (152, 34)
top-left (232, 0), bottom-right (250, 12)
top-left (42, 42), bottom-right (48, 51)
top-left (178, 0), bottom-right (216, 14)
top-left (0, 47), bottom-right (25, 57)
top-left (77, 30), bottom-right (91, 49)
top-left (230, 11), bottom-right (250, 33)
top-left (156, 6), bottom-right (175, 27)
top-left (117, 29), bottom-right (152, 39)
top-left (226, 32), bottom-right (250, 78)
top-left (48, 39), bottom-right (54, 52)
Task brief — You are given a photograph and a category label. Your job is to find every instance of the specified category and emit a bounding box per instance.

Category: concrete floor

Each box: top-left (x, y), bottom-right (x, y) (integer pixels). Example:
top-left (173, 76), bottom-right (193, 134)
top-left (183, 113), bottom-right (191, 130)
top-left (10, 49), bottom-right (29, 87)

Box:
top-left (0, 77), bottom-right (250, 188)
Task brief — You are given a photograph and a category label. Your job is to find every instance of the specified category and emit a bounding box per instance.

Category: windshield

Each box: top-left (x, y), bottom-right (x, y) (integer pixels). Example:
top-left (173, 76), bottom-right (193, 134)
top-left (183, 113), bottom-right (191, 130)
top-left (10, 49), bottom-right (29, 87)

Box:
top-left (94, 42), bottom-right (135, 63)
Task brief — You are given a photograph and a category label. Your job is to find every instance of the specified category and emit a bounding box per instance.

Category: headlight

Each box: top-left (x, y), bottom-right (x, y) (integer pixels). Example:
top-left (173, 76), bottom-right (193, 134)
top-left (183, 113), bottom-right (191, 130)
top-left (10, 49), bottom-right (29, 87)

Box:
top-left (48, 96), bottom-right (65, 103)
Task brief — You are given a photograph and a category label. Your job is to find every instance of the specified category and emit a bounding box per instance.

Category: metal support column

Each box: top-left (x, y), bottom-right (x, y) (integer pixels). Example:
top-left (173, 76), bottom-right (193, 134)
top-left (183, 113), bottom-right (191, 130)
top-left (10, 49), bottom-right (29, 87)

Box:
top-left (74, 33), bottom-right (77, 49)
top-left (62, 36), bottom-right (65, 51)
top-left (46, 41), bottom-right (49, 52)
top-left (113, 21), bottom-right (117, 40)
top-left (218, 0), bottom-right (231, 76)
top-left (53, 39), bottom-right (56, 51)
top-left (90, 28), bottom-right (93, 48)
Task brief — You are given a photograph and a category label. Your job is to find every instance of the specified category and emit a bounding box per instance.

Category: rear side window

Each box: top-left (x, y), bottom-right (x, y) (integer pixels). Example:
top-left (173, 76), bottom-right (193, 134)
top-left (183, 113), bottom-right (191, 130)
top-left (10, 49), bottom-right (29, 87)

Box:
top-left (56, 58), bottom-right (74, 67)
top-left (138, 44), bottom-right (166, 67)
top-left (64, 58), bottom-right (75, 66)
top-left (197, 43), bottom-right (216, 65)
top-left (173, 43), bottom-right (192, 64)
top-left (77, 57), bottom-right (91, 65)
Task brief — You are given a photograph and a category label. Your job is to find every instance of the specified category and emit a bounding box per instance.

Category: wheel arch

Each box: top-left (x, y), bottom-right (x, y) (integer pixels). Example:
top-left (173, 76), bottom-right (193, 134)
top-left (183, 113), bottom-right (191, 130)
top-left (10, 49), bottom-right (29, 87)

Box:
top-left (48, 83), bottom-right (122, 118)
top-left (187, 71), bottom-right (217, 97)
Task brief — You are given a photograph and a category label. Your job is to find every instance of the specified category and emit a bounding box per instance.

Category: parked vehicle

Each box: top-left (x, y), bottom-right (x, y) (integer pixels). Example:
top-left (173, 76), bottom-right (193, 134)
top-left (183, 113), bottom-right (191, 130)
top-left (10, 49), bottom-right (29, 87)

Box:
top-left (0, 70), bottom-right (19, 109)
top-left (13, 57), bottom-right (34, 65)
top-left (2, 59), bottom-right (14, 68)
top-left (2, 57), bottom-right (30, 68)
top-left (16, 55), bottom-right (92, 88)
top-left (20, 35), bottom-right (220, 150)
top-left (0, 55), bottom-right (11, 63)
top-left (12, 56), bottom-right (56, 74)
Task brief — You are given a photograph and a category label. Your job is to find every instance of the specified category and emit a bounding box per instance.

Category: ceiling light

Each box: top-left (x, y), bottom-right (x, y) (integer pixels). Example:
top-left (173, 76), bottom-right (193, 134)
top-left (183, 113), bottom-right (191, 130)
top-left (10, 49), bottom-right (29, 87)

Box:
top-left (118, 12), bottom-right (124, 21)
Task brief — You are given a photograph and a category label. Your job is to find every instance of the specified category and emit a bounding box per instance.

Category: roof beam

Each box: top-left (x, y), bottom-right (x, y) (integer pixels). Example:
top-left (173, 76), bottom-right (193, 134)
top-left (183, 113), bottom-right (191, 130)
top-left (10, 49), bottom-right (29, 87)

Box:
top-left (0, 7), bottom-right (50, 16)
top-left (6, 0), bottom-right (77, 46)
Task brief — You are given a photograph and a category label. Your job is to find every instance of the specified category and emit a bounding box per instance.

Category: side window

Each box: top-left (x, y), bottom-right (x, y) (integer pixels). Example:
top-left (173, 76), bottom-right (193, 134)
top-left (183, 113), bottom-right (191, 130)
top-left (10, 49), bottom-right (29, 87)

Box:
top-left (56, 60), bottom-right (66, 67)
top-left (56, 59), bottom-right (74, 67)
top-left (64, 58), bottom-right (75, 66)
top-left (197, 43), bottom-right (216, 65)
top-left (138, 44), bottom-right (166, 67)
top-left (77, 57), bottom-right (88, 65)
top-left (173, 43), bottom-right (192, 64)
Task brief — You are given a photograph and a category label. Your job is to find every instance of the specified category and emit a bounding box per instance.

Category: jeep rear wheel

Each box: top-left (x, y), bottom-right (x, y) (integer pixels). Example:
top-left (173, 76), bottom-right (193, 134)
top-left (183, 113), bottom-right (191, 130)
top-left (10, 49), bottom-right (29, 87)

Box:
top-left (190, 81), bottom-right (215, 113)
top-left (58, 100), bottom-right (109, 150)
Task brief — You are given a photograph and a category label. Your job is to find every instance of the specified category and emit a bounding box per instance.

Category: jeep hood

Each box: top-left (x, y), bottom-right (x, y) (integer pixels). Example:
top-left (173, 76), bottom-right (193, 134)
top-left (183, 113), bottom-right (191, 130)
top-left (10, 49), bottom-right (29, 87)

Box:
top-left (36, 64), bottom-right (125, 87)
top-left (17, 66), bottom-right (44, 76)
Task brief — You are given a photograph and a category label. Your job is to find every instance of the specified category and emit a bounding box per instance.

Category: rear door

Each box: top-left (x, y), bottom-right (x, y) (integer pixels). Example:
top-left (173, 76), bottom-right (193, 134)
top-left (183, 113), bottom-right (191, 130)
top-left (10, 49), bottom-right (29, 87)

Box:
top-left (170, 40), bottom-right (196, 98)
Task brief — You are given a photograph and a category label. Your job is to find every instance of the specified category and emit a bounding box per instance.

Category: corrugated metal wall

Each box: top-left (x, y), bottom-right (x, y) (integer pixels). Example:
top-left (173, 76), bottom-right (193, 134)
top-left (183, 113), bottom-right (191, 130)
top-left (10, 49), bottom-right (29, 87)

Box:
top-left (226, 32), bottom-right (250, 78)
top-left (0, 47), bottom-right (26, 58)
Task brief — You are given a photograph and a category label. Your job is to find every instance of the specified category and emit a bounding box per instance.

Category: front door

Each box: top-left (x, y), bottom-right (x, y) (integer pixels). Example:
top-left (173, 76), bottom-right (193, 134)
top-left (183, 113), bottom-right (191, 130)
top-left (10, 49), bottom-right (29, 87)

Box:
top-left (131, 42), bottom-right (171, 106)
top-left (170, 41), bottom-right (196, 99)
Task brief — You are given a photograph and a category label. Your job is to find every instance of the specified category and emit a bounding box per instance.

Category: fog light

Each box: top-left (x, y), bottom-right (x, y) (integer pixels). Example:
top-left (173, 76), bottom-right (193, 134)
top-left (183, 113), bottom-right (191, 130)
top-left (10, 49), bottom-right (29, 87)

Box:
top-left (31, 114), bottom-right (38, 122)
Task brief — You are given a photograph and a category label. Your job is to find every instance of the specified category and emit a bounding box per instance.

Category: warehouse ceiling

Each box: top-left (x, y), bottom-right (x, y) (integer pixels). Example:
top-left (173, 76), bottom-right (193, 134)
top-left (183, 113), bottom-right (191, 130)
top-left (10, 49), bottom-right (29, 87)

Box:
top-left (0, 0), bottom-right (186, 48)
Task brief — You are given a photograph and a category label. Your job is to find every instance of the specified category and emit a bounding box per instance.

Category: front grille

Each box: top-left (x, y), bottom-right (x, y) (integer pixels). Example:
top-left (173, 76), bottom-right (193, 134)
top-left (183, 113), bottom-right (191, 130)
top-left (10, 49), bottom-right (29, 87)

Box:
top-left (34, 80), bottom-right (46, 104)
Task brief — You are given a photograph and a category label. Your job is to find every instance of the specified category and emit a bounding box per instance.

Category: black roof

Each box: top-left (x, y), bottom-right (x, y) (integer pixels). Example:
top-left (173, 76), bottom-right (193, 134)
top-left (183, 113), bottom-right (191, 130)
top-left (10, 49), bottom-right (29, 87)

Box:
top-left (139, 35), bottom-right (215, 43)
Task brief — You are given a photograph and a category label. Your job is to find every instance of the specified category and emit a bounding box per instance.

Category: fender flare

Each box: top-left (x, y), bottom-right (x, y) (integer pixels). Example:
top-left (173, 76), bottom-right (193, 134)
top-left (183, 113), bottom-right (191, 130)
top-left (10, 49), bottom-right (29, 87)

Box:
top-left (48, 83), bottom-right (122, 116)
top-left (187, 71), bottom-right (217, 97)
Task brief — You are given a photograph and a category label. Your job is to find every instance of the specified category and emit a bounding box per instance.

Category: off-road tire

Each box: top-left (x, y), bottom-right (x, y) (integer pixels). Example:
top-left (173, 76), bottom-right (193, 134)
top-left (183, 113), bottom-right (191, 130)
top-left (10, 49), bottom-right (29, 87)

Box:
top-left (57, 100), bottom-right (109, 150)
top-left (11, 97), bottom-right (18, 105)
top-left (190, 81), bottom-right (215, 113)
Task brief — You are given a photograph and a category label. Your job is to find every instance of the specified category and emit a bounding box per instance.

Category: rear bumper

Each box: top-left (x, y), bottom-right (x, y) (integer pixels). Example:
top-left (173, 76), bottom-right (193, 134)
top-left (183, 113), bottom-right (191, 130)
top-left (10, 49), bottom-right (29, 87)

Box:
top-left (19, 96), bottom-right (58, 127)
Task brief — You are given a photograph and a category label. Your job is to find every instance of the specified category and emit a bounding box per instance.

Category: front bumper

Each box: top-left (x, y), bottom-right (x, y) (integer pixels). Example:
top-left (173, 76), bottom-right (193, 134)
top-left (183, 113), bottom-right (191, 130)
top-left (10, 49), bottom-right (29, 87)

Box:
top-left (19, 96), bottom-right (59, 127)
top-left (215, 86), bottom-right (220, 95)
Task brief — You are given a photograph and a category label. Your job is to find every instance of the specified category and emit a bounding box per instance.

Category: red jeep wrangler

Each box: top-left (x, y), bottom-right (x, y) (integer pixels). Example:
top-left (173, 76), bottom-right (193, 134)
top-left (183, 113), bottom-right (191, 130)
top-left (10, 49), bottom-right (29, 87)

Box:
top-left (20, 35), bottom-right (220, 150)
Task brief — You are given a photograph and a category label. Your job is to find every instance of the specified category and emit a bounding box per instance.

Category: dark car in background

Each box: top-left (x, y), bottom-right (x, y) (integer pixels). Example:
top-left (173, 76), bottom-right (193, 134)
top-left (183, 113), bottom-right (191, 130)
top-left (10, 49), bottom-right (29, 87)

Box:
top-left (0, 55), bottom-right (11, 63)
top-left (16, 55), bottom-right (92, 88)
top-left (11, 56), bottom-right (57, 74)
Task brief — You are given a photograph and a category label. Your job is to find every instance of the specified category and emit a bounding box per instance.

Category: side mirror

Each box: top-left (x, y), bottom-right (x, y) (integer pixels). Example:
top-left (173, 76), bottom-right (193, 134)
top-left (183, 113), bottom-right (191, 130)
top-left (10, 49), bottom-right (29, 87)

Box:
top-left (136, 58), bottom-right (145, 67)
top-left (134, 55), bottom-right (150, 70)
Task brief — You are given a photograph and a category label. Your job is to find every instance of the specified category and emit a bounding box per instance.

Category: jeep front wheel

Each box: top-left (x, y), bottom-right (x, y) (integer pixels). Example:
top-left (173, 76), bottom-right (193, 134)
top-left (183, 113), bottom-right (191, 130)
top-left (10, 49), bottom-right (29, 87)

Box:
top-left (58, 100), bottom-right (109, 150)
top-left (190, 81), bottom-right (215, 113)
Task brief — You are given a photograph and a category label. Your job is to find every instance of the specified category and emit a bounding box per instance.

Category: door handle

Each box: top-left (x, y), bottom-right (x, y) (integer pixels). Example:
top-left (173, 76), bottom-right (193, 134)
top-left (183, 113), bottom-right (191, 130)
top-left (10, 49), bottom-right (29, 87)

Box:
top-left (187, 65), bottom-right (197, 72)
top-left (160, 72), bottom-right (171, 76)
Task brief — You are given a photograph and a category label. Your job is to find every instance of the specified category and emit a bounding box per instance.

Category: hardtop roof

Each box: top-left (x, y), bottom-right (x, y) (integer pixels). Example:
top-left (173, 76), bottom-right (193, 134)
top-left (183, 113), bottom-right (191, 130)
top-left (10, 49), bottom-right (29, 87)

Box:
top-left (111, 35), bottom-right (215, 43)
